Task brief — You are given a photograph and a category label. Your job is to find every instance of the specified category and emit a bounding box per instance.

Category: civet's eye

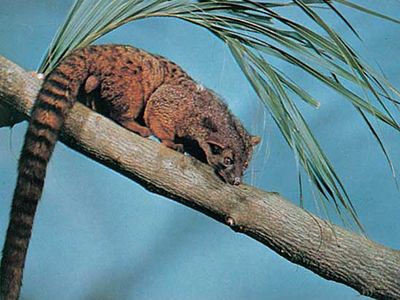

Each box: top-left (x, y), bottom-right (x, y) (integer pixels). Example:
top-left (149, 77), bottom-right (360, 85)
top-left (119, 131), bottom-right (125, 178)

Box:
top-left (224, 157), bottom-right (233, 165)
top-left (210, 144), bottom-right (222, 155)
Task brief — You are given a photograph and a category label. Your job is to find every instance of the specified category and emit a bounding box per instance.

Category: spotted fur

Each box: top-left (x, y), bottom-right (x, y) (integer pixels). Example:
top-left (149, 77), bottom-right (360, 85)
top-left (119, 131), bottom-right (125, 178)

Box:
top-left (0, 44), bottom-right (259, 299)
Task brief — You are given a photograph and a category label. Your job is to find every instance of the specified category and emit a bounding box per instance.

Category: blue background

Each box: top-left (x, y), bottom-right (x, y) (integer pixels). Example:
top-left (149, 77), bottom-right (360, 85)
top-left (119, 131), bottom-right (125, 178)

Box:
top-left (0, 1), bottom-right (399, 299)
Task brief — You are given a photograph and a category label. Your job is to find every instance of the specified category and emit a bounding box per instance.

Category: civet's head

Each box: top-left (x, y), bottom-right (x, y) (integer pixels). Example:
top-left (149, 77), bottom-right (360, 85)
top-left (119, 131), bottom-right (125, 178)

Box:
top-left (202, 132), bottom-right (260, 185)
top-left (195, 88), bottom-right (260, 185)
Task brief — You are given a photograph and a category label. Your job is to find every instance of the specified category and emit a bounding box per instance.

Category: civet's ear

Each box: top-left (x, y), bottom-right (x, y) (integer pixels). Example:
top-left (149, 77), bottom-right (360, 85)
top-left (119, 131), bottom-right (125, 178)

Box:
top-left (250, 135), bottom-right (261, 146)
top-left (206, 140), bottom-right (225, 155)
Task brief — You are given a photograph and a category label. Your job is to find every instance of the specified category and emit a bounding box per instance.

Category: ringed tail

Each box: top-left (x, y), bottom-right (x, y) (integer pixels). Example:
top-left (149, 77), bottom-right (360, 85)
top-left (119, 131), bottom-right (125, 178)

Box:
top-left (0, 51), bottom-right (89, 300)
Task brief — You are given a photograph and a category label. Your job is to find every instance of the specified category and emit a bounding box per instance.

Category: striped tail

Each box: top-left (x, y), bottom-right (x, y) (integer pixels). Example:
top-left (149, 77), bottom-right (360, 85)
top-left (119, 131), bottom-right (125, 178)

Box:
top-left (0, 53), bottom-right (88, 300)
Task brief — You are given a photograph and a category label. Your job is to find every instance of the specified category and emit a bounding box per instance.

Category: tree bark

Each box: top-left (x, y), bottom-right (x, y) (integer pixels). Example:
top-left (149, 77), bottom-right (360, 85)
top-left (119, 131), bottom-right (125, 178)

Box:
top-left (0, 55), bottom-right (399, 300)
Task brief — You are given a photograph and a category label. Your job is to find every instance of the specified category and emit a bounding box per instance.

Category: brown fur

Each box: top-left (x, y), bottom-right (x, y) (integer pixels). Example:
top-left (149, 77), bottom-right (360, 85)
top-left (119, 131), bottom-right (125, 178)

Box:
top-left (0, 44), bottom-right (259, 299)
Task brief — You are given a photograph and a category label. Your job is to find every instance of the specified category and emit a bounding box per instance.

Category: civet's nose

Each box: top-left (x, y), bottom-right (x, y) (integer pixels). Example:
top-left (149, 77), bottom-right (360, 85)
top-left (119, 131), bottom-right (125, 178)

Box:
top-left (233, 177), bottom-right (241, 186)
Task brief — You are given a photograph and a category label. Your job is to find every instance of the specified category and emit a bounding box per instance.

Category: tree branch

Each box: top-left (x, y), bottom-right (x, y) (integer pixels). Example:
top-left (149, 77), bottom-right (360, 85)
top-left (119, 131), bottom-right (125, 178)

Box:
top-left (0, 55), bottom-right (399, 300)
